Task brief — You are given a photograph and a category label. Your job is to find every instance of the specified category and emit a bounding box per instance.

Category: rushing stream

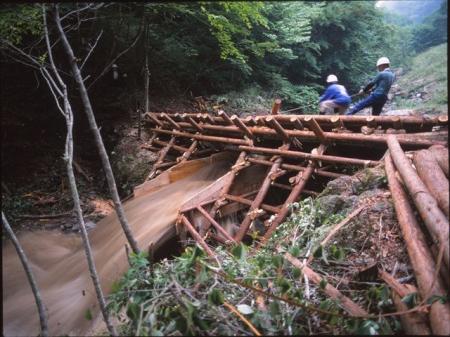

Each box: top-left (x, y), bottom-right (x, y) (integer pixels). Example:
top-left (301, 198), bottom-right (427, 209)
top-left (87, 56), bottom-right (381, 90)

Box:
top-left (2, 159), bottom-right (231, 336)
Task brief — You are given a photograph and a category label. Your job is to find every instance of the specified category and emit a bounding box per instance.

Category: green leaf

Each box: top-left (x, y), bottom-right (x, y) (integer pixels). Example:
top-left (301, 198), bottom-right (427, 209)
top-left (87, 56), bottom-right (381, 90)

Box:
top-left (269, 301), bottom-right (280, 316)
top-left (289, 246), bottom-right (301, 257)
top-left (319, 278), bottom-right (328, 290)
top-left (231, 242), bottom-right (247, 260)
top-left (401, 292), bottom-right (417, 309)
top-left (84, 308), bottom-right (93, 321)
top-left (292, 267), bottom-right (302, 278)
top-left (426, 295), bottom-right (448, 305)
top-left (272, 255), bottom-right (284, 269)
top-left (127, 302), bottom-right (140, 320)
top-left (208, 288), bottom-right (224, 306)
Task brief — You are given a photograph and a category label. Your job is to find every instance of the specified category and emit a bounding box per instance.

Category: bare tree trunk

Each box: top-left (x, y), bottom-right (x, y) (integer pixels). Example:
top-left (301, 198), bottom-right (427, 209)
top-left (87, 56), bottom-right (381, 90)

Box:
top-left (63, 97), bottom-right (118, 337)
top-left (2, 212), bottom-right (49, 337)
top-left (53, 4), bottom-right (140, 254)
top-left (144, 22), bottom-right (150, 114)
top-left (41, 6), bottom-right (118, 335)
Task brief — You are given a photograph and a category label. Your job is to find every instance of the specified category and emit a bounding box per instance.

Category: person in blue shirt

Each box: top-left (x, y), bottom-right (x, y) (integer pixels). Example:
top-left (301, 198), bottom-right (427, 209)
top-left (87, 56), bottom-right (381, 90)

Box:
top-left (319, 74), bottom-right (351, 115)
top-left (346, 57), bottom-right (395, 116)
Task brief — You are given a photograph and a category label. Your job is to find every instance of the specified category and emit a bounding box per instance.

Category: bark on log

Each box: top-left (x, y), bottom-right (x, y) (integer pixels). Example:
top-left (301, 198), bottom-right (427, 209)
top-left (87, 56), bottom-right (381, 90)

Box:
top-left (413, 149), bottom-right (449, 218)
top-left (428, 145), bottom-right (449, 177)
top-left (379, 270), bottom-right (431, 335)
top-left (384, 154), bottom-right (450, 335)
top-left (284, 252), bottom-right (368, 317)
top-left (386, 135), bottom-right (449, 271)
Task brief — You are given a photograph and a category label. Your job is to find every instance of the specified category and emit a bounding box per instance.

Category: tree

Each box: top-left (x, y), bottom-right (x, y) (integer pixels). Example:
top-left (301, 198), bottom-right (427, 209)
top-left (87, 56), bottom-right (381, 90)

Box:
top-left (2, 212), bottom-right (49, 337)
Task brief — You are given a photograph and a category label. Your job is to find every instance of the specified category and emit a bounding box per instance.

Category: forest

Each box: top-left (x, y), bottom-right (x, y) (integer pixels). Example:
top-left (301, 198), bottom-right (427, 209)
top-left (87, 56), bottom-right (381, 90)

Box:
top-left (1, 1), bottom-right (448, 336)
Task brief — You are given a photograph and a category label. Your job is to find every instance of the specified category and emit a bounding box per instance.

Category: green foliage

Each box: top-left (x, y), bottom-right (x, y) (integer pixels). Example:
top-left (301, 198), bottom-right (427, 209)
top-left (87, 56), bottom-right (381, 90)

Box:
top-left (0, 5), bottom-right (42, 45)
top-left (411, 1), bottom-right (447, 53)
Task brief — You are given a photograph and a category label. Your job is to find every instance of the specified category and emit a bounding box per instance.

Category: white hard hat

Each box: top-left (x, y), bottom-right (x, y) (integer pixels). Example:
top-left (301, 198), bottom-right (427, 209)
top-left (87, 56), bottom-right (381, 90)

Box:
top-left (376, 57), bottom-right (390, 67)
top-left (326, 74), bottom-right (338, 83)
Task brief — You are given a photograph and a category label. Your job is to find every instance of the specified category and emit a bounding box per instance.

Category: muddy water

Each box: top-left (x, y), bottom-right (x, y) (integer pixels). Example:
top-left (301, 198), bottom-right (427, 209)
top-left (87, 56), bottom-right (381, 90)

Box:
top-left (2, 160), bottom-right (231, 336)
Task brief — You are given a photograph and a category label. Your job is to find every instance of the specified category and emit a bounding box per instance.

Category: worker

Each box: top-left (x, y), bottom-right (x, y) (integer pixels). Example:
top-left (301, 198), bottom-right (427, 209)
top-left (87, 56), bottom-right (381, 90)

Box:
top-left (346, 57), bottom-right (395, 116)
top-left (319, 74), bottom-right (351, 115)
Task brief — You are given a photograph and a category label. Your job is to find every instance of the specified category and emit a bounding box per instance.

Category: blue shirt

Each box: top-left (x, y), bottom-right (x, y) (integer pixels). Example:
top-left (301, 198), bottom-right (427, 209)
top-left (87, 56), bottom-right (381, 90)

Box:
top-left (366, 68), bottom-right (395, 96)
top-left (319, 83), bottom-right (351, 106)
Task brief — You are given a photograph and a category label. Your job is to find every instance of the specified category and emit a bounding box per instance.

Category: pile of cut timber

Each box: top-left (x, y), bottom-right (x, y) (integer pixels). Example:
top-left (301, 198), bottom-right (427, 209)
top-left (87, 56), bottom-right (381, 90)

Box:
top-left (385, 136), bottom-right (449, 335)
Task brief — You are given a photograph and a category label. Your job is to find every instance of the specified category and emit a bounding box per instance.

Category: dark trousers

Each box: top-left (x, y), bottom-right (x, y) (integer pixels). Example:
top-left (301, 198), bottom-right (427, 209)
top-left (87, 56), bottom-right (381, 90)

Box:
top-left (347, 94), bottom-right (387, 115)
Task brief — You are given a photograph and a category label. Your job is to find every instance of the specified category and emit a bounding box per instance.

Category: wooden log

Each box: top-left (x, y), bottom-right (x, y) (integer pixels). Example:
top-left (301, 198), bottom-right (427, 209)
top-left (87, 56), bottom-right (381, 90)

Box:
top-left (144, 113), bottom-right (163, 127)
top-left (239, 145), bottom-right (376, 167)
top-left (224, 194), bottom-right (280, 214)
top-left (196, 206), bottom-right (236, 244)
top-left (271, 98), bottom-right (282, 115)
top-left (149, 121), bottom-right (444, 148)
top-left (284, 252), bottom-right (368, 317)
top-left (289, 116), bottom-right (304, 130)
top-left (162, 113), bottom-right (180, 129)
top-left (428, 145), bottom-right (449, 177)
top-left (179, 214), bottom-right (215, 257)
top-left (146, 136), bottom-right (176, 180)
top-left (266, 116), bottom-right (290, 143)
top-left (184, 114), bottom-right (204, 132)
top-left (218, 110), bottom-right (233, 125)
top-left (379, 270), bottom-right (431, 335)
top-left (261, 145), bottom-right (325, 243)
top-left (234, 154), bottom-right (284, 242)
top-left (413, 149), bottom-right (449, 218)
top-left (199, 151), bottom-right (248, 237)
top-left (384, 154), bottom-right (450, 335)
top-left (304, 116), bottom-right (328, 143)
top-left (386, 135), bottom-right (449, 270)
top-left (178, 140), bottom-right (198, 163)
top-left (231, 115), bottom-right (254, 139)
top-left (153, 139), bottom-right (189, 153)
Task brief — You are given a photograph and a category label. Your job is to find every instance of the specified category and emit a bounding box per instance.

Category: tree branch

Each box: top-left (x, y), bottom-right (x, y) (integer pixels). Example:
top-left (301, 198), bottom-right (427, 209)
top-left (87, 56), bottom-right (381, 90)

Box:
top-left (87, 15), bottom-right (145, 90)
top-left (80, 29), bottom-right (103, 71)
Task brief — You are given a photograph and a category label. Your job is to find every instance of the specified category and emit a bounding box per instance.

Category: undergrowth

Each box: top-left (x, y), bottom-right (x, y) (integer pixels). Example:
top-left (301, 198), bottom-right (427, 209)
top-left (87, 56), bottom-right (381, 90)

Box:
top-left (107, 197), bottom-right (402, 336)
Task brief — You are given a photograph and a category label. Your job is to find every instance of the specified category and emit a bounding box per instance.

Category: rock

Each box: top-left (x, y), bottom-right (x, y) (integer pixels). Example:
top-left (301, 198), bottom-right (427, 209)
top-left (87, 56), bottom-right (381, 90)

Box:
top-left (316, 195), bottom-right (346, 214)
top-left (323, 176), bottom-right (356, 196)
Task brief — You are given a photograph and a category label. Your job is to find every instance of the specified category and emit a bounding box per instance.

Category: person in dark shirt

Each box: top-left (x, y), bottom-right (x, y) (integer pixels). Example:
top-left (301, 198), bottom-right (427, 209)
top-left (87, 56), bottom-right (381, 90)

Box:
top-left (319, 74), bottom-right (351, 115)
top-left (346, 57), bottom-right (395, 116)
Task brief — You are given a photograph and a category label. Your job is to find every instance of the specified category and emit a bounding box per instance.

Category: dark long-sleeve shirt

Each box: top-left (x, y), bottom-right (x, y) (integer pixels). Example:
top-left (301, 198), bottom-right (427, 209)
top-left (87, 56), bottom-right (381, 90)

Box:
top-left (364, 68), bottom-right (395, 96)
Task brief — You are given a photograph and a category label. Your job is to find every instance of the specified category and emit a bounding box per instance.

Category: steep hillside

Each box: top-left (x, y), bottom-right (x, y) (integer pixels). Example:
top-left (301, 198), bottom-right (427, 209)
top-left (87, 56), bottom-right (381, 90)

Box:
top-left (390, 43), bottom-right (447, 115)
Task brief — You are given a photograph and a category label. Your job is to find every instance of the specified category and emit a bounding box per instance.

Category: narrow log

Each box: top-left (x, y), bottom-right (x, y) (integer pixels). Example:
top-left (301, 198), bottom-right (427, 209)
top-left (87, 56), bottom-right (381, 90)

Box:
top-left (266, 116), bottom-right (290, 143)
top-left (185, 115), bottom-right (204, 132)
top-left (162, 113), bottom-right (180, 129)
top-left (261, 145), bottom-right (326, 243)
top-left (231, 115), bottom-right (253, 139)
top-left (218, 110), bottom-right (233, 125)
top-left (145, 113), bottom-right (163, 127)
top-left (428, 145), bottom-right (449, 177)
top-left (413, 149), bottom-right (449, 218)
top-left (271, 98), bottom-right (282, 115)
top-left (225, 194), bottom-right (280, 214)
top-left (379, 270), bottom-right (431, 335)
top-left (384, 154), bottom-right (450, 335)
top-left (289, 116), bottom-right (304, 130)
top-left (239, 145), bottom-right (376, 167)
top-left (234, 155), bottom-right (284, 242)
top-left (386, 135), bottom-right (449, 270)
top-left (285, 252), bottom-right (368, 317)
top-left (199, 151), bottom-right (248, 237)
top-left (153, 139), bottom-right (189, 153)
top-left (147, 136), bottom-right (176, 180)
top-left (304, 116), bottom-right (328, 143)
top-left (178, 140), bottom-right (198, 163)
top-left (196, 206), bottom-right (236, 244)
top-left (179, 214), bottom-right (215, 257)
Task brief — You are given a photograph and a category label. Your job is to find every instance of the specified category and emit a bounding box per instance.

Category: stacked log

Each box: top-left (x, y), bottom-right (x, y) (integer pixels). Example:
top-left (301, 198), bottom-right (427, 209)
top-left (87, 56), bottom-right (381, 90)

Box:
top-left (384, 137), bottom-right (450, 335)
